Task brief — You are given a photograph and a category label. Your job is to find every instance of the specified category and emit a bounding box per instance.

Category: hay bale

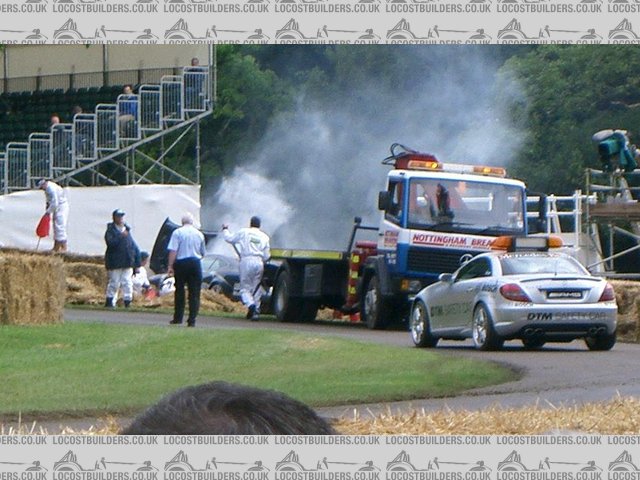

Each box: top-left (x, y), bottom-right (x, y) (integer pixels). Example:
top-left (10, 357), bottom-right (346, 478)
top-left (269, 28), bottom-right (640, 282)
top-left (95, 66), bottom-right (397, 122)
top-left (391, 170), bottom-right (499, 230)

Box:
top-left (62, 253), bottom-right (104, 266)
top-left (610, 280), bottom-right (640, 342)
top-left (142, 289), bottom-right (245, 313)
top-left (64, 262), bottom-right (107, 306)
top-left (0, 251), bottom-right (65, 325)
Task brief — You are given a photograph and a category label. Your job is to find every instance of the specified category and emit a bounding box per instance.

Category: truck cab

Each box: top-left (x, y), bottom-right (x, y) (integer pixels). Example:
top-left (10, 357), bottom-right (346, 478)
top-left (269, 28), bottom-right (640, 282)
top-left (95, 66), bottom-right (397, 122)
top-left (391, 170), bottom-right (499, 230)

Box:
top-left (361, 145), bottom-right (529, 328)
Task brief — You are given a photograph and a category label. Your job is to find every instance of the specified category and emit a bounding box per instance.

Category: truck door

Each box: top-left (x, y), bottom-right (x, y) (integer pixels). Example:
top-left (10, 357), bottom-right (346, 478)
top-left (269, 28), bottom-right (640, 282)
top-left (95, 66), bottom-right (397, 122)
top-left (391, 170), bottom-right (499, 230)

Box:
top-left (377, 178), bottom-right (406, 274)
top-left (380, 179), bottom-right (405, 227)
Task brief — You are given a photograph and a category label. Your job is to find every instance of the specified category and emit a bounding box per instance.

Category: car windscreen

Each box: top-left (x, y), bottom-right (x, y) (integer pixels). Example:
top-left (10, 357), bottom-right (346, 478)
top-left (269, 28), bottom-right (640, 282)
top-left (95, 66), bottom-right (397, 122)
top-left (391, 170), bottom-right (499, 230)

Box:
top-left (499, 254), bottom-right (588, 276)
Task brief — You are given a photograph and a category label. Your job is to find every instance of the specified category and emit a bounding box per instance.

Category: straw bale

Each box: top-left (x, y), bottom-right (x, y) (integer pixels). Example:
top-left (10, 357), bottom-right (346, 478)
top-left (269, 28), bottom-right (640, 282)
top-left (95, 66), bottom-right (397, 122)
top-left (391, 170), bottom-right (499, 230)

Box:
top-left (141, 289), bottom-right (246, 313)
top-left (8, 396), bottom-right (640, 435)
top-left (64, 262), bottom-right (108, 306)
top-left (334, 396), bottom-right (640, 435)
top-left (610, 280), bottom-right (640, 342)
top-left (62, 253), bottom-right (104, 265)
top-left (0, 251), bottom-right (65, 325)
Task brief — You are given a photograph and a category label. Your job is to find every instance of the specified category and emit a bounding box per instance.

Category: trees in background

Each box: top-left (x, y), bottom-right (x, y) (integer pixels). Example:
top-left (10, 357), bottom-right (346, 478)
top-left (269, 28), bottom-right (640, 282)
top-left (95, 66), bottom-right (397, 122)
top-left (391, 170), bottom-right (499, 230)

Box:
top-left (197, 45), bottom-right (640, 196)
top-left (504, 46), bottom-right (640, 193)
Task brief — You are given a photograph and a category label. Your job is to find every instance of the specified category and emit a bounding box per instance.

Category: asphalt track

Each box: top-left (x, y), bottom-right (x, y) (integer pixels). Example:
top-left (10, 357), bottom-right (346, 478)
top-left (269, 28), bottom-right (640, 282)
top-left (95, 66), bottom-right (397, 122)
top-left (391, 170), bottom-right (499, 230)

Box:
top-left (63, 308), bottom-right (640, 422)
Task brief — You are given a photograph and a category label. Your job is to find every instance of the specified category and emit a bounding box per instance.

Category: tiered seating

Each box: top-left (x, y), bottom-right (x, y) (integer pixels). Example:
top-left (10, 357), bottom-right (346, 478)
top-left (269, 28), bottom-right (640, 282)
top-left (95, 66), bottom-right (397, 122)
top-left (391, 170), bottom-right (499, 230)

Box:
top-left (0, 65), bottom-right (211, 194)
top-left (0, 85), bottom-right (128, 148)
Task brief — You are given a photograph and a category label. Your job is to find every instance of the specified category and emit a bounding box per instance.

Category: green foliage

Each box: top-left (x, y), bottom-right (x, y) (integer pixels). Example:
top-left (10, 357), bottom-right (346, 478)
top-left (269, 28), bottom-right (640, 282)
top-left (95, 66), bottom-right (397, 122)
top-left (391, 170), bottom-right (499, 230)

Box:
top-left (0, 322), bottom-right (514, 416)
top-left (199, 46), bottom-right (293, 181)
top-left (504, 46), bottom-right (640, 193)
top-left (166, 45), bottom-right (640, 197)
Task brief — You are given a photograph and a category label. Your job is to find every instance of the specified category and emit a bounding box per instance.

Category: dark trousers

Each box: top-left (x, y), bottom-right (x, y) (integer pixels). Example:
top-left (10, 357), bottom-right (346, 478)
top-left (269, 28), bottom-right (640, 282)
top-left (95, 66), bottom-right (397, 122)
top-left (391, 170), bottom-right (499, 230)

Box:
top-left (173, 257), bottom-right (202, 325)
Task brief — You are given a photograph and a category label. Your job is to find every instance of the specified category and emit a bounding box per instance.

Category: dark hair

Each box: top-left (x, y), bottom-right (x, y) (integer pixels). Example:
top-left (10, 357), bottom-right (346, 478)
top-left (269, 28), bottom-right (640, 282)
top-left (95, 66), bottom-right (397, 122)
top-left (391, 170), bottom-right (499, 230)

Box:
top-left (120, 381), bottom-right (337, 435)
top-left (250, 216), bottom-right (261, 228)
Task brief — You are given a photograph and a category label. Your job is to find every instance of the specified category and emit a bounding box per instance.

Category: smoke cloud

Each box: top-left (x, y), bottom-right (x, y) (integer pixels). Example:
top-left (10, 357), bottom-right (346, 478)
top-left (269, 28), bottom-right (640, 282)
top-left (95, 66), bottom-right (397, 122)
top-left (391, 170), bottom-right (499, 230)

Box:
top-left (204, 46), bottom-right (525, 251)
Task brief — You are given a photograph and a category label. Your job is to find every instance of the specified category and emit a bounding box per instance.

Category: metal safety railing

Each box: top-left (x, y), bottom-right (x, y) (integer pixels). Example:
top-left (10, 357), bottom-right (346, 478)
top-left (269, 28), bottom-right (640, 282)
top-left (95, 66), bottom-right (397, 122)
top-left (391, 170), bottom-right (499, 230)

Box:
top-left (117, 93), bottom-right (140, 142)
top-left (526, 192), bottom-right (595, 244)
top-left (52, 123), bottom-right (74, 171)
top-left (0, 153), bottom-right (6, 194)
top-left (96, 104), bottom-right (118, 152)
top-left (139, 84), bottom-right (162, 133)
top-left (28, 132), bottom-right (51, 181)
top-left (6, 142), bottom-right (29, 190)
top-left (0, 65), bottom-right (212, 193)
top-left (73, 113), bottom-right (97, 161)
top-left (183, 66), bottom-right (209, 114)
top-left (161, 75), bottom-right (185, 125)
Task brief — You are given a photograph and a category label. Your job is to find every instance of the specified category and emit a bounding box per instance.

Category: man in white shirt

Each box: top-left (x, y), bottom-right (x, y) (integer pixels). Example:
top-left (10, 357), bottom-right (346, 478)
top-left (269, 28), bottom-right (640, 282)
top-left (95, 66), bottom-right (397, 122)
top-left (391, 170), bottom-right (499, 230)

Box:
top-left (222, 216), bottom-right (270, 321)
top-left (167, 212), bottom-right (206, 327)
top-left (37, 178), bottom-right (70, 252)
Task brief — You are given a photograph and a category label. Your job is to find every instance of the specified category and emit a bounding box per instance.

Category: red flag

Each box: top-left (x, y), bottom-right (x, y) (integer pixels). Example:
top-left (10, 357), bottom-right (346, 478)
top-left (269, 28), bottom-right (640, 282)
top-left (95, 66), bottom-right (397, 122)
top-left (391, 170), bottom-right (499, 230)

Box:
top-left (36, 213), bottom-right (51, 238)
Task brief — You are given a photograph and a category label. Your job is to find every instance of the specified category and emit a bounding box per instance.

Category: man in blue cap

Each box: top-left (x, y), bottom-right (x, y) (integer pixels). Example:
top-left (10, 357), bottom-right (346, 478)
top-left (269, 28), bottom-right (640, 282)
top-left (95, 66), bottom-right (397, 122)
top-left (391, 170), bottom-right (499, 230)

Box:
top-left (104, 209), bottom-right (140, 308)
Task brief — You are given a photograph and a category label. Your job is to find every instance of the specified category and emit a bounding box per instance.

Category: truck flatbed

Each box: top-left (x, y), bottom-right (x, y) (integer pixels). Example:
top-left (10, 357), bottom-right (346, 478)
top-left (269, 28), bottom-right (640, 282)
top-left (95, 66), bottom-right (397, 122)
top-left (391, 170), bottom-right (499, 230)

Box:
top-left (270, 248), bottom-right (345, 261)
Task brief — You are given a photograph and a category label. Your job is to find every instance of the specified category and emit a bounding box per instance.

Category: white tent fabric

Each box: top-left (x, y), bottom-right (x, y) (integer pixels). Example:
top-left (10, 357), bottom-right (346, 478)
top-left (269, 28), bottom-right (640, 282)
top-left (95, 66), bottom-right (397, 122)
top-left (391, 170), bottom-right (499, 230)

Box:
top-left (0, 184), bottom-right (201, 256)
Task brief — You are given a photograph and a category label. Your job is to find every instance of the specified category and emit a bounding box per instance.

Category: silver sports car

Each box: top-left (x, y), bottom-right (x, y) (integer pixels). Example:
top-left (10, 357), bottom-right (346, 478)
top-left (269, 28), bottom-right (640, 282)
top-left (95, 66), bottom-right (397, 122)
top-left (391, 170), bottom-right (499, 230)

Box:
top-left (409, 239), bottom-right (618, 351)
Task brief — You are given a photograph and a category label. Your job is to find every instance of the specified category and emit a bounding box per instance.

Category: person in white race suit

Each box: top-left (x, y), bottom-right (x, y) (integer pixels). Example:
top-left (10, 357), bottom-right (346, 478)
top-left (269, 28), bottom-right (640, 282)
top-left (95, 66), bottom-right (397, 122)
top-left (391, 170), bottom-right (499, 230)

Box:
top-left (37, 178), bottom-right (70, 252)
top-left (222, 216), bottom-right (270, 321)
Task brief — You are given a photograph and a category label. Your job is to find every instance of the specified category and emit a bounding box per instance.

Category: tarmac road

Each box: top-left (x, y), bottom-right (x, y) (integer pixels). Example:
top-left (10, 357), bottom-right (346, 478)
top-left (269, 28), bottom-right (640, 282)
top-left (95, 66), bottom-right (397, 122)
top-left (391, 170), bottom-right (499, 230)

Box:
top-left (64, 308), bottom-right (640, 421)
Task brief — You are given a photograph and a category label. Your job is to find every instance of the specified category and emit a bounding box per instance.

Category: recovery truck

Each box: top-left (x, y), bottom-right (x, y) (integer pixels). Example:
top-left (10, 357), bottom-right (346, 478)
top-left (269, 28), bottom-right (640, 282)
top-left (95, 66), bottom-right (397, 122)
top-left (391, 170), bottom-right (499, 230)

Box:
top-left (269, 144), bottom-right (547, 329)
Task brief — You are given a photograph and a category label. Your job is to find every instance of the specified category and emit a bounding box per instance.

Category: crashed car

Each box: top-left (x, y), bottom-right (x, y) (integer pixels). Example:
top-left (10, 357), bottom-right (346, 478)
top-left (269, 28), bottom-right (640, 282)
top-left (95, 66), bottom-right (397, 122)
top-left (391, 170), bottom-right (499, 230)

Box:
top-left (201, 253), bottom-right (240, 299)
top-left (409, 235), bottom-right (618, 351)
top-left (150, 218), bottom-right (276, 308)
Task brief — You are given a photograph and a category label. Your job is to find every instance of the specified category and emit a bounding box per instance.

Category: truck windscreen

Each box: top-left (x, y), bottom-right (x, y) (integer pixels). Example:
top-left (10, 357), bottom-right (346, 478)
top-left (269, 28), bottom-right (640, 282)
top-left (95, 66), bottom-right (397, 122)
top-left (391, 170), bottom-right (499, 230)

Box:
top-left (406, 178), bottom-right (525, 235)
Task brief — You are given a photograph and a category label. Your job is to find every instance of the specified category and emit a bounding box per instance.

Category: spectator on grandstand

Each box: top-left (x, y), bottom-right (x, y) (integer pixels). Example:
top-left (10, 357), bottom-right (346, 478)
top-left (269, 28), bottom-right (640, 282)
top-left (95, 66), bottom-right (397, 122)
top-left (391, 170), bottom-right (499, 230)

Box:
top-left (119, 381), bottom-right (338, 435)
top-left (118, 85), bottom-right (138, 138)
top-left (49, 114), bottom-right (60, 129)
top-left (185, 57), bottom-right (205, 112)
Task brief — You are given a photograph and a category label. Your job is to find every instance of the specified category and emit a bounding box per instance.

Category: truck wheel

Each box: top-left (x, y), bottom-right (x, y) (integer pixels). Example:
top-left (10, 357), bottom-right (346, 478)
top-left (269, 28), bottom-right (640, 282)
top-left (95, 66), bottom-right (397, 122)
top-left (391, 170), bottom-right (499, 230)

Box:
top-left (274, 270), bottom-right (302, 323)
top-left (299, 301), bottom-right (319, 323)
top-left (362, 275), bottom-right (391, 330)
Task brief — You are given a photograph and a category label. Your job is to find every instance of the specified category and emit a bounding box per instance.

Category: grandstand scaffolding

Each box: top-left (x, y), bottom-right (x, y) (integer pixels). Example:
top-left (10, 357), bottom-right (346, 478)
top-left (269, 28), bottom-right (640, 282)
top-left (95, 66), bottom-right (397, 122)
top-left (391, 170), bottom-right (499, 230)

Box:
top-left (0, 46), bottom-right (215, 194)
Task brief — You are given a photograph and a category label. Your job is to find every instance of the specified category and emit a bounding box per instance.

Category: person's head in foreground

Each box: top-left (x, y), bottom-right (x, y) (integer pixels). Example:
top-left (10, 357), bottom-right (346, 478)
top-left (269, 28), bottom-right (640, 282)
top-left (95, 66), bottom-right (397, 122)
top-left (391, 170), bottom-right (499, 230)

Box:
top-left (120, 381), bottom-right (337, 435)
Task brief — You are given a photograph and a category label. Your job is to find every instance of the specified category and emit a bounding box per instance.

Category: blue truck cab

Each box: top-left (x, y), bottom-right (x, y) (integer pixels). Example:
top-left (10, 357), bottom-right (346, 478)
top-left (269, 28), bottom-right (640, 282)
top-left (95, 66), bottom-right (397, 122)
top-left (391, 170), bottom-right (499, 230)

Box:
top-left (361, 144), bottom-right (530, 328)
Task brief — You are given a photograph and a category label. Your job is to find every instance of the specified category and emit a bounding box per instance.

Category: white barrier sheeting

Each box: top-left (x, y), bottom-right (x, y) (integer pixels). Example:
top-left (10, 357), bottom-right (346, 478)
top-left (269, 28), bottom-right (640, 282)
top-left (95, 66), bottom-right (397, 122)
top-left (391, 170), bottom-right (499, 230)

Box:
top-left (0, 184), bottom-right (201, 256)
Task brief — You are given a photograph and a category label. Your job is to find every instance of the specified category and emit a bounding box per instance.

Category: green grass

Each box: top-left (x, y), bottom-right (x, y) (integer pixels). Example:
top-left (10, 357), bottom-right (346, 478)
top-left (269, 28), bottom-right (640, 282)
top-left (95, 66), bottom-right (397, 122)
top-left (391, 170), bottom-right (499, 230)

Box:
top-left (0, 323), bottom-right (517, 418)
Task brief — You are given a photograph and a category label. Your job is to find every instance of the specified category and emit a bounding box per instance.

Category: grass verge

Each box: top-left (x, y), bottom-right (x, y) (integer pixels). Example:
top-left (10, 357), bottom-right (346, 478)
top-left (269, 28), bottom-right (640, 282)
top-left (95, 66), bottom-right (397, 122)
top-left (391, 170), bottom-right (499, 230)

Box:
top-left (0, 322), bottom-right (516, 418)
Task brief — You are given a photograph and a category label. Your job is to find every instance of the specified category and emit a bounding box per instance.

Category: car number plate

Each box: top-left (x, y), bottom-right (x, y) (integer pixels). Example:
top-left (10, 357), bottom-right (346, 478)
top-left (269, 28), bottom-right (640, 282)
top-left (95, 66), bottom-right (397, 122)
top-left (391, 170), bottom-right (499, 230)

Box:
top-left (547, 290), bottom-right (583, 299)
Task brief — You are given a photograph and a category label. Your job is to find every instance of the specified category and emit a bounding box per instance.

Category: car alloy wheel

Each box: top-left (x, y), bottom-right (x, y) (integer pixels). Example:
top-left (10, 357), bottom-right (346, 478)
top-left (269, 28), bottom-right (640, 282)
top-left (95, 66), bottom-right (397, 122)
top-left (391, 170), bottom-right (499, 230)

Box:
top-left (410, 300), bottom-right (438, 348)
top-left (472, 304), bottom-right (503, 351)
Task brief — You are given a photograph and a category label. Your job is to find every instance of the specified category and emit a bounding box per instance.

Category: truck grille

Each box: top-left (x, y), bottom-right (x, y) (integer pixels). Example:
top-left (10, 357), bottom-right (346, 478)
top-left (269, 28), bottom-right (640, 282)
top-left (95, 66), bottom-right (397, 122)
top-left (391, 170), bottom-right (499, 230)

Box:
top-left (407, 247), bottom-right (479, 274)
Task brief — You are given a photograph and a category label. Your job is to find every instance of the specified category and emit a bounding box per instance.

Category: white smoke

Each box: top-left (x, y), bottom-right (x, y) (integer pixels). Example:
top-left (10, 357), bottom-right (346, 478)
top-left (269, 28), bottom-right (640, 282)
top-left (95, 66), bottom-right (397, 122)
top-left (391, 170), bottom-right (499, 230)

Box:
top-left (203, 47), bottom-right (525, 250)
top-left (204, 167), bottom-right (294, 254)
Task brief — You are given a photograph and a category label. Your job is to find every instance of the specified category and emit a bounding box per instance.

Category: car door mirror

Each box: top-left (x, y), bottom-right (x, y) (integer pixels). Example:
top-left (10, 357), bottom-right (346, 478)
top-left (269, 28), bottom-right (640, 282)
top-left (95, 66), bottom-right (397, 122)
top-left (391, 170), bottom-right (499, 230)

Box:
top-left (438, 273), bottom-right (453, 283)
